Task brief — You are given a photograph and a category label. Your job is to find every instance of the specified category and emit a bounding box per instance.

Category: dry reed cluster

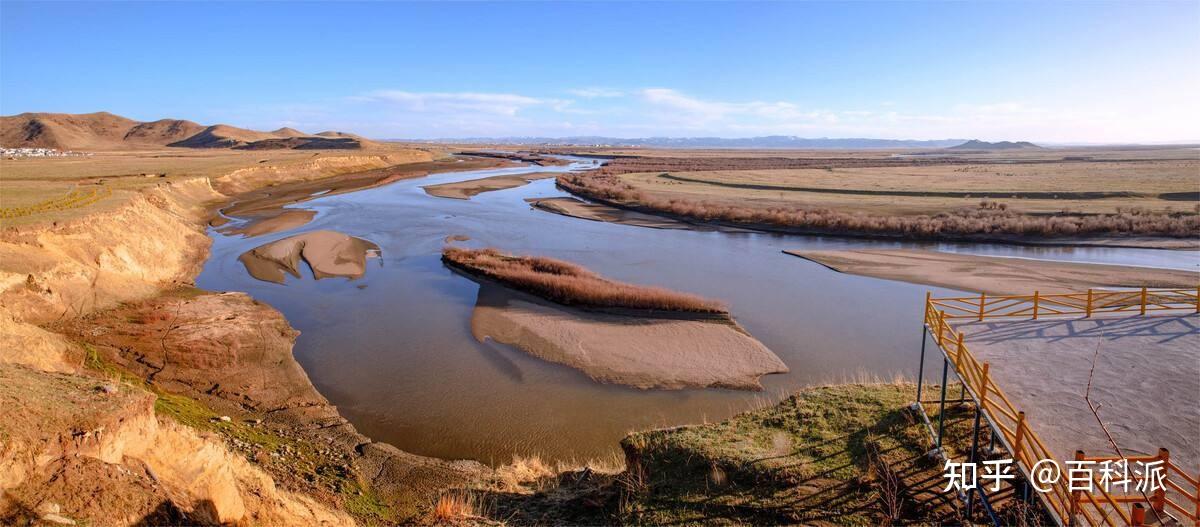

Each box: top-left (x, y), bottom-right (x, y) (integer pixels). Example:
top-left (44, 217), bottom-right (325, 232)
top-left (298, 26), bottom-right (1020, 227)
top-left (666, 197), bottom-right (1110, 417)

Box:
top-left (558, 173), bottom-right (1200, 239)
top-left (442, 247), bottom-right (726, 313)
top-left (589, 155), bottom-right (960, 173)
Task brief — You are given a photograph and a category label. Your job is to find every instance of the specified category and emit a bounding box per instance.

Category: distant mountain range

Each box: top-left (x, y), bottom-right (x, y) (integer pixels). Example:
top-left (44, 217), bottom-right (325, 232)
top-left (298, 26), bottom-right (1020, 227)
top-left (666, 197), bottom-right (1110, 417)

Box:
top-left (0, 112), bottom-right (372, 151)
top-left (410, 135), bottom-right (972, 149)
top-left (946, 139), bottom-right (1042, 151)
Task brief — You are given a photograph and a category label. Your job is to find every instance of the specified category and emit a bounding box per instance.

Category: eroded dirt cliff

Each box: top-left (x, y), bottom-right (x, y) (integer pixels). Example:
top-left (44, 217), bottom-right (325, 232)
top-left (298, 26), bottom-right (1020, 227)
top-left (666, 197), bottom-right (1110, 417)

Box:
top-left (0, 150), bottom-right (493, 526)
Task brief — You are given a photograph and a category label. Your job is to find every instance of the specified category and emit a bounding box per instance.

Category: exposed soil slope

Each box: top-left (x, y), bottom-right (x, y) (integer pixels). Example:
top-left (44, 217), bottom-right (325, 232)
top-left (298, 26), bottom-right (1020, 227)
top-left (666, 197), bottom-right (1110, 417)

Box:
top-left (0, 363), bottom-right (354, 526)
top-left (49, 290), bottom-right (490, 523)
top-left (0, 151), bottom-right (503, 525)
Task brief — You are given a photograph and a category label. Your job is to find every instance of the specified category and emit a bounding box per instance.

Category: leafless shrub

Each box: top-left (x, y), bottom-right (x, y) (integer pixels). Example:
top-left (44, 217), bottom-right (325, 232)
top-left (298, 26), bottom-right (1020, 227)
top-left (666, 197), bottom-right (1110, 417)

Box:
top-left (864, 435), bottom-right (904, 525)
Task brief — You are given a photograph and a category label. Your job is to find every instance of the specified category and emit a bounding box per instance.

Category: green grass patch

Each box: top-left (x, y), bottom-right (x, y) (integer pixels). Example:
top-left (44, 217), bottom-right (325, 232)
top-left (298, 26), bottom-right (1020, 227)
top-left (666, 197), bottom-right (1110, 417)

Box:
top-left (619, 383), bottom-right (951, 525)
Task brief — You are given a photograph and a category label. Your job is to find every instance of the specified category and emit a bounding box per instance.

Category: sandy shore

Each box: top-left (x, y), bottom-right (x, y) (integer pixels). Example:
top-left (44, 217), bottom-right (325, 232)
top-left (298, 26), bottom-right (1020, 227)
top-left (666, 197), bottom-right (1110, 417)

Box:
top-left (527, 196), bottom-right (741, 231)
top-left (469, 282), bottom-right (787, 390)
top-left (787, 249), bottom-right (1198, 295)
top-left (422, 172), bottom-right (555, 199)
top-left (219, 208), bottom-right (317, 237)
top-left (239, 230), bottom-right (380, 283)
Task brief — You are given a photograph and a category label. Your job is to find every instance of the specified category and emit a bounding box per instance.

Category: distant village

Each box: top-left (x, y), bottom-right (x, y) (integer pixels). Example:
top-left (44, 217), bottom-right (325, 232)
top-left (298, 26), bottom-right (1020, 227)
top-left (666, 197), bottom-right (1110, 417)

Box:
top-left (2, 146), bottom-right (92, 158)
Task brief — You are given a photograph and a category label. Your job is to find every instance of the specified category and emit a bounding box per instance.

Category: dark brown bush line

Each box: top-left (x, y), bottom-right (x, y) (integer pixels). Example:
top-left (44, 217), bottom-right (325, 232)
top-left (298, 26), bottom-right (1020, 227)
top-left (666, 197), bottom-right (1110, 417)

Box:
top-left (587, 156), bottom-right (965, 175)
top-left (556, 173), bottom-right (1200, 240)
top-left (442, 247), bottom-right (727, 313)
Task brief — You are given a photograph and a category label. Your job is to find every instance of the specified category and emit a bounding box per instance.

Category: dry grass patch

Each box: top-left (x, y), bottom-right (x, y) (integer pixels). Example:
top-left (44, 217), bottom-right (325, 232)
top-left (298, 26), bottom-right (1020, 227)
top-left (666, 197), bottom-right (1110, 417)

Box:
top-left (558, 172), bottom-right (1200, 240)
top-left (442, 247), bottom-right (726, 313)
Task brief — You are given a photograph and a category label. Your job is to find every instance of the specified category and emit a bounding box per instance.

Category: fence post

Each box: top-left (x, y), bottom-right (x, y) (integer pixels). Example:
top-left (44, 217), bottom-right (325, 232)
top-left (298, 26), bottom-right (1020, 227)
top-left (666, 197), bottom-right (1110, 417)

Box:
top-left (1013, 412), bottom-right (1026, 457)
top-left (1075, 448), bottom-right (1094, 527)
top-left (1152, 448), bottom-right (1168, 513)
top-left (1131, 503), bottom-right (1146, 526)
top-left (1069, 450), bottom-right (1085, 525)
top-left (1032, 291), bottom-right (1040, 320)
top-left (937, 358), bottom-right (949, 448)
top-left (916, 325), bottom-right (927, 404)
top-left (938, 310), bottom-right (947, 347)
top-left (956, 332), bottom-right (965, 367)
top-left (978, 363), bottom-right (991, 410)
top-left (1086, 289), bottom-right (1093, 317)
top-left (978, 292), bottom-right (986, 321)
top-left (1140, 286), bottom-right (1148, 316)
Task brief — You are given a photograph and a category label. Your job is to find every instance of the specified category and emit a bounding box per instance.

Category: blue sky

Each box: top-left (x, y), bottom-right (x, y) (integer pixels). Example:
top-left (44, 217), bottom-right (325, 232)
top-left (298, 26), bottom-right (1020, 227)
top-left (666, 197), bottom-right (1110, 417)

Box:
top-left (2, 1), bottom-right (1197, 142)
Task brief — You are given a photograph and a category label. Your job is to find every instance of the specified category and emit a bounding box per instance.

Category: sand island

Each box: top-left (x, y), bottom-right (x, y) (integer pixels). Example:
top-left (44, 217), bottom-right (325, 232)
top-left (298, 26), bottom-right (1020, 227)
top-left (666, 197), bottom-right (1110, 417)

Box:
top-left (443, 247), bottom-right (788, 390)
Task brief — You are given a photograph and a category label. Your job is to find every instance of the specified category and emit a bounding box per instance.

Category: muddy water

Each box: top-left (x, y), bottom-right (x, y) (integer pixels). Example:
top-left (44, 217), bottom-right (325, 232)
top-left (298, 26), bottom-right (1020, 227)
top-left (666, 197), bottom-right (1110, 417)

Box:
top-left (196, 159), bottom-right (1197, 465)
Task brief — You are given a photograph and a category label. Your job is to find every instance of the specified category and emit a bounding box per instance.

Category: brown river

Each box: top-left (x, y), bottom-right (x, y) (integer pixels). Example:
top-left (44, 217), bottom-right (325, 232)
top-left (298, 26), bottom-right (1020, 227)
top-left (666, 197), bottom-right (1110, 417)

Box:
top-left (196, 157), bottom-right (1196, 465)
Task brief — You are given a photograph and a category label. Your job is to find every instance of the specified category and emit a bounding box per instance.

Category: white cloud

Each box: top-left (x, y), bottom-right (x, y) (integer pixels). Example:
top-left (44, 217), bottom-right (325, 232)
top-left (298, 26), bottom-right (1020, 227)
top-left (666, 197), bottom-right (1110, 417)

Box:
top-left (567, 87), bottom-right (625, 98)
top-left (359, 90), bottom-right (569, 116)
top-left (257, 87), bottom-right (1197, 142)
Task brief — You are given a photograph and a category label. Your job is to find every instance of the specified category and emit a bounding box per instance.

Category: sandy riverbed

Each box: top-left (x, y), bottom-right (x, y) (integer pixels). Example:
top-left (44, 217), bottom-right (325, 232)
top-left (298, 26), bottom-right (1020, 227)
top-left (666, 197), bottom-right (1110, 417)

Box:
top-left (787, 249), bottom-right (1198, 295)
top-left (469, 282), bottom-right (788, 390)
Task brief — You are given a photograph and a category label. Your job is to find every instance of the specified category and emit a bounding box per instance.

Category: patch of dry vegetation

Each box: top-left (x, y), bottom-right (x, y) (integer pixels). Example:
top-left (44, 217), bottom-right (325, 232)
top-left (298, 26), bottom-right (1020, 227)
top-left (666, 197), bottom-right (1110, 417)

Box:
top-left (558, 172), bottom-right (1200, 240)
top-left (442, 247), bottom-right (726, 313)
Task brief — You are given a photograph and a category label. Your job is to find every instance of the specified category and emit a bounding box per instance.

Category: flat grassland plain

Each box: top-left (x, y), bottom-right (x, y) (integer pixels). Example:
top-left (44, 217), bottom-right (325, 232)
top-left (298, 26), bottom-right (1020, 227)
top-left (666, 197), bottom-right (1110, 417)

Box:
top-left (547, 145), bottom-right (1200, 245)
top-left (0, 146), bottom-right (442, 226)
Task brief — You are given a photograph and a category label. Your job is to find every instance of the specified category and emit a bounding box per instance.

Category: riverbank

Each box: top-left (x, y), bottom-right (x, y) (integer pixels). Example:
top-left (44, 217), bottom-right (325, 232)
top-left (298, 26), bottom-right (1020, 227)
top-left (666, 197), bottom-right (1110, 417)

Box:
top-left (0, 149), bottom-right (511, 525)
top-left (786, 248), bottom-right (1199, 295)
top-left (552, 151), bottom-right (1200, 248)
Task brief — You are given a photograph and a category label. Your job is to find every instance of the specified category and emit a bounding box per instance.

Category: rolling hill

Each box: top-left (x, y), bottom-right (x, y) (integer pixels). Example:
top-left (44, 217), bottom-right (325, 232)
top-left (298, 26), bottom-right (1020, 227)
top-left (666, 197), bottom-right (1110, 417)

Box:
top-left (0, 112), bottom-right (371, 151)
top-left (947, 139), bottom-right (1042, 151)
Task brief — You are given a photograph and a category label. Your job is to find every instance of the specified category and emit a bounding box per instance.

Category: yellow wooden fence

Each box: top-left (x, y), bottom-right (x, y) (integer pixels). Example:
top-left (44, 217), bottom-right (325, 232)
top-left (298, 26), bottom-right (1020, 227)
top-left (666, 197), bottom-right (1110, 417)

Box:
top-left (924, 290), bottom-right (1199, 526)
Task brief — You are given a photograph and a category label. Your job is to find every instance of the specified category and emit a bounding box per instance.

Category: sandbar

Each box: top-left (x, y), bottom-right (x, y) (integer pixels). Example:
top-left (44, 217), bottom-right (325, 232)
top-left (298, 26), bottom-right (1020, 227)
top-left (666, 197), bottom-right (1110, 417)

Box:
top-left (468, 282), bottom-right (787, 391)
top-left (239, 230), bottom-right (380, 283)
top-left (787, 248), bottom-right (1197, 295)
top-left (422, 173), bottom-right (555, 200)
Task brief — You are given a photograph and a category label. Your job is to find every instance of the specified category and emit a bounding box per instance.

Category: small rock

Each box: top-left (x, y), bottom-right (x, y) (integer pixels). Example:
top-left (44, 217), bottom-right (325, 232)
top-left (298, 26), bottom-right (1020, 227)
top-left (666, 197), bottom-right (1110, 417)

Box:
top-left (41, 514), bottom-right (76, 526)
top-left (96, 383), bottom-right (119, 394)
